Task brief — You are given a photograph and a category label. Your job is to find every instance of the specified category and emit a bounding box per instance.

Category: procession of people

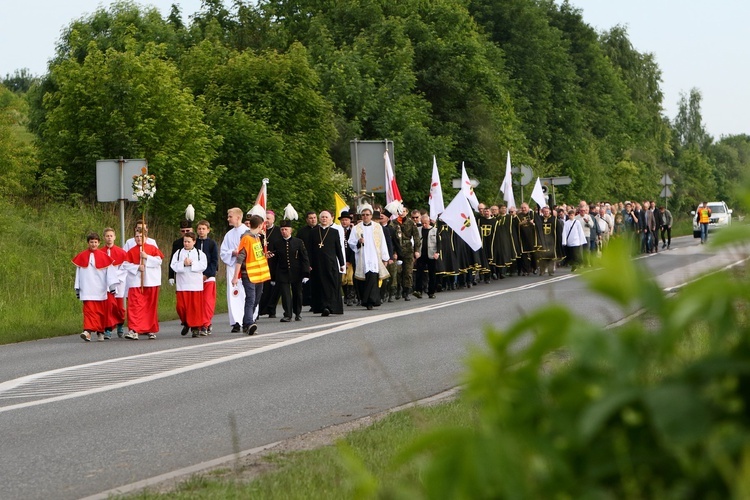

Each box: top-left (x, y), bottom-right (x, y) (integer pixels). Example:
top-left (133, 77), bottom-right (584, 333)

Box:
top-left (72, 190), bottom-right (683, 342)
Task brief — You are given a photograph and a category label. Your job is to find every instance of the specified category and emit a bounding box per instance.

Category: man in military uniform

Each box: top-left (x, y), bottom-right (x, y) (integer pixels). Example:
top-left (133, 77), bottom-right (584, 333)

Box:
top-left (393, 204), bottom-right (421, 301)
top-left (379, 209), bottom-right (400, 303)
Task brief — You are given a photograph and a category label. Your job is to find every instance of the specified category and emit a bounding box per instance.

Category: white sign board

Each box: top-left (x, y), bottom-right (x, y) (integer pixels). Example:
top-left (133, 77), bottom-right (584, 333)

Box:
top-left (96, 159), bottom-right (148, 202)
top-left (350, 140), bottom-right (394, 194)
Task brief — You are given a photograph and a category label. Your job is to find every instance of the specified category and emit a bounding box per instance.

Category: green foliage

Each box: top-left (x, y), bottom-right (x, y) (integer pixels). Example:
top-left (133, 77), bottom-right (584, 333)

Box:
top-left (38, 40), bottom-right (221, 222)
top-left (200, 42), bottom-right (338, 215)
top-left (342, 236), bottom-right (750, 498)
top-left (0, 85), bottom-right (36, 198)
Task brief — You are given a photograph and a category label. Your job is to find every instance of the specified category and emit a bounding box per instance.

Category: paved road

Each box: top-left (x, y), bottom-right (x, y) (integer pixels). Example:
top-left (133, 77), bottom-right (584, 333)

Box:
top-left (0, 236), bottom-right (742, 499)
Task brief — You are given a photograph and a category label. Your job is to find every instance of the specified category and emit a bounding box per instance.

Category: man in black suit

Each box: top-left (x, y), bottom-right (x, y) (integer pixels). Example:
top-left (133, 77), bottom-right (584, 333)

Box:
top-left (269, 220), bottom-right (310, 322)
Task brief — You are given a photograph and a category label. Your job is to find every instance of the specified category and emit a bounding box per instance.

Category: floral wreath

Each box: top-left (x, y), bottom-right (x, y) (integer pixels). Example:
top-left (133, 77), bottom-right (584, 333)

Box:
top-left (132, 167), bottom-right (156, 202)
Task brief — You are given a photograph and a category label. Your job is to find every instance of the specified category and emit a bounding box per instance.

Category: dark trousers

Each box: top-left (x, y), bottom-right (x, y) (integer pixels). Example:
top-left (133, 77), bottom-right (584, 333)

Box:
top-left (415, 257), bottom-right (437, 294)
top-left (241, 278), bottom-right (263, 327)
top-left (279, 281), bottom-right (302, 318)
top-left (259, 280), bottom-right (280, 316)
top-left (661, 226), bottom-right (672, 247)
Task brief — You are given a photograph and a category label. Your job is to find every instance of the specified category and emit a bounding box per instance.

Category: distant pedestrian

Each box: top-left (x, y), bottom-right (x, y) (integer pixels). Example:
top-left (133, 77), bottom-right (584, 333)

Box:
top-left (170, 231), bottom-right (208, 337)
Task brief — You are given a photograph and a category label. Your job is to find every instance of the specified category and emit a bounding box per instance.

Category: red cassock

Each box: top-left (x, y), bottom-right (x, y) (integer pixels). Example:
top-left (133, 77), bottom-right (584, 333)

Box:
top-left (125, 243), bottom-right (163, 334)
top-left (104, 245), bottom-right (128, 329)
top-left (202, 281), bottom-right (216, 328)
top-left (72, 249), bottom-right (114, 332)
top-left (177, 290), bottom-right (205, 328)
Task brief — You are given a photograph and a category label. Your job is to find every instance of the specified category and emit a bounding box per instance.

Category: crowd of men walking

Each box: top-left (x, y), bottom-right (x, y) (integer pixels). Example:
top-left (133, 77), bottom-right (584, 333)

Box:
top-left (72, 197), bottom-right (678, 341)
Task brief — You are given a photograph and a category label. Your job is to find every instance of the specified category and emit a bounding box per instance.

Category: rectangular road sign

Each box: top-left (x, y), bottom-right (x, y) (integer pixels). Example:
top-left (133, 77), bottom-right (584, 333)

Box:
top-left (96, 159), bottom-right (148, 202)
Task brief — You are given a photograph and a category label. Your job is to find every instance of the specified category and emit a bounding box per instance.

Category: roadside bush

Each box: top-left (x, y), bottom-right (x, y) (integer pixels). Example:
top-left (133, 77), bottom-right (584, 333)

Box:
top-left (350, 232), bottom-right (750, 498)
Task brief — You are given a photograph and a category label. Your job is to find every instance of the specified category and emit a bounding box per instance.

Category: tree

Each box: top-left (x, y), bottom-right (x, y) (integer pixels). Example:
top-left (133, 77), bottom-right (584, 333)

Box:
top-left (37, 41), bottom-right (221, 221)
top-left (0, 85), bottom-right (36, 198)
top-left (1, 69), bottom-right (39, 93)
top-left (673, 88), bottom-right (712, 152)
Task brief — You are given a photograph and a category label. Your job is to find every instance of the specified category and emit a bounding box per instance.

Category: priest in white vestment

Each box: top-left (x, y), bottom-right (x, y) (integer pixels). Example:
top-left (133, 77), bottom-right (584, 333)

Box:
top-left (348, 206), bottom-right (391, 310)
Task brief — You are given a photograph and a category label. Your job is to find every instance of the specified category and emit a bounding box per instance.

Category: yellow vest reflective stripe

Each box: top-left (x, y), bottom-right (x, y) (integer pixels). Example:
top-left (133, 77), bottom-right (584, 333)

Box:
top-left (698, 207), bottom-right (711, 224)
top-left (239, 235), bottom-right (271, 283)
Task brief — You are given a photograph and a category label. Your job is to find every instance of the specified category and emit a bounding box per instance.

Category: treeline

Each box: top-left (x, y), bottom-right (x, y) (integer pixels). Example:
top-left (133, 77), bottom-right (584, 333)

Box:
top-left (2, 0), bottom-right (749, 225)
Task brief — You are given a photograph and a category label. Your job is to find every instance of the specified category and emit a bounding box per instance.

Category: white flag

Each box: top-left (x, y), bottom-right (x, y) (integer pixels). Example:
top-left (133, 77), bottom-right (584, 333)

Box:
top-left (460, 162), bottom-right (479, 210)
top-left (440, 191), bottom-right (483, 251)
top-left (429, 156), bottom-right (445, 220)
top-left (530, 177), bottom-right (547, 208)
top-left (500, 151), bottom-right (516, 209)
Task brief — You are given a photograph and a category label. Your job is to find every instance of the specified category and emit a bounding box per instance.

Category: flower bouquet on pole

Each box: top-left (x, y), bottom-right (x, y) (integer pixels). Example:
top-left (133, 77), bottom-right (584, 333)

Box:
top-left (132, 167), bottom-right (156, 290)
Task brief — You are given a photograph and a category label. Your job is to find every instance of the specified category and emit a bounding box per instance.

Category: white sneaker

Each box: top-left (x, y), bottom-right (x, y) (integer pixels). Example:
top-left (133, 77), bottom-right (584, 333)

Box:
top-left (80, 331), bottom-right (91, 342)
top-left (96, 332), bottom-right (105, 342)
top-left (124, 331), bottom-right (138, 340)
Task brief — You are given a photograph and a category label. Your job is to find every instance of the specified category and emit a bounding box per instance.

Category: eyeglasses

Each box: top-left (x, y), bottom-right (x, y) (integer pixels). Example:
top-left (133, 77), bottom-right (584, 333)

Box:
top-left (180, 229), bottom-right (191, 234)
top-left (362, 213), bottom-right (372, 217)
top-left (412, 216), bottom-right (420, 220)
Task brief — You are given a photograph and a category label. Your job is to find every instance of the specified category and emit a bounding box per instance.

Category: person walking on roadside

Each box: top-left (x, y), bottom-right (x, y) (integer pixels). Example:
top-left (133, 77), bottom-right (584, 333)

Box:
top-left (562, 209), bottom-right (586, 272)
top-left (696, 201), bottom-right (712, 244)
top-left (220, 208), bottom-right (248, 332)
top-left (73, 232), bottom-right (117, 342)
top-left (658, 206), bottom-right (673, 249)
top-left (170, 231), bottom-right (208, 337)
top-left (232, 215), bottom-right (272, 336)
top-left (268, 220), bottom-right (310, 322)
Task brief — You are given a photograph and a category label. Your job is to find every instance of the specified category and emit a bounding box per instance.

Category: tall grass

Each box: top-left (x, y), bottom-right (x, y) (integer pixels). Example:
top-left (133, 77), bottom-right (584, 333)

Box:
top-left (0, 197), bottom-right (226, 344)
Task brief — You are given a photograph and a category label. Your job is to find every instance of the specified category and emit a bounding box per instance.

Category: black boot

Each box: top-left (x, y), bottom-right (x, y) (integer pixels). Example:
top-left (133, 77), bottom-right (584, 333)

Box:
top-left (404, 287), bottom-right (411, 301)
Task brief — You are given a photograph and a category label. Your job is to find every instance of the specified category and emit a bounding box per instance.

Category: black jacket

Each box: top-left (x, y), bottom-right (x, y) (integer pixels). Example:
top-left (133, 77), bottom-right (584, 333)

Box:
top-left (268, 237), bottom-right (310, 283)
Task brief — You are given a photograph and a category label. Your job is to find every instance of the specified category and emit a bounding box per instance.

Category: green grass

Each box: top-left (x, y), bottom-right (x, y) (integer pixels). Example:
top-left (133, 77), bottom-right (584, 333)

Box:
top-left (124, 399), bottom-right (476, 499)
top-left (0, 197), bottom-right (227, 344)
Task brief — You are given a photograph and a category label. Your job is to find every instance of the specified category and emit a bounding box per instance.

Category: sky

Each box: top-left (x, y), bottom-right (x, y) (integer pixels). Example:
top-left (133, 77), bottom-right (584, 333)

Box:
top-left (1, 0), bottom-right (747, 139)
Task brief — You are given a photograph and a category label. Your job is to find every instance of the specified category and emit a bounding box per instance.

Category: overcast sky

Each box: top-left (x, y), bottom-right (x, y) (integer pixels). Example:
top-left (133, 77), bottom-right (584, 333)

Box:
top-left (1, 0), bottom-right (746, 139)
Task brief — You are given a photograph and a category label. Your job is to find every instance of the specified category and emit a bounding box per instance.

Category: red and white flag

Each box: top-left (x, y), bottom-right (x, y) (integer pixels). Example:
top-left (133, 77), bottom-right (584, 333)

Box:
top-left (440, 191), bottom-right (482, 251)
top-left (384, 151), bottom-right (402, 204)
top-left (461, 162), bottom-right (479, 210)
top-left (429, 156), bottom-right (445, 220)
top-left (248, 178), bottom-right (268, 217)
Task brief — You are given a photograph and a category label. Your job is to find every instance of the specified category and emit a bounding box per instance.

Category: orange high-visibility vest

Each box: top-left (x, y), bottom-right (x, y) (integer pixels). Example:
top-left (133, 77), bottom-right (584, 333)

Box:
top-left (698, 207), bottom-right (711, 224)
top-left (238, 234), bottom-right (271, 283)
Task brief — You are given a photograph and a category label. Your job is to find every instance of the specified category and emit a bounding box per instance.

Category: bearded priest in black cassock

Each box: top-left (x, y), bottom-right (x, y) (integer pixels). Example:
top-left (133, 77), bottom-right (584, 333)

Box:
top-left (309, 210), bottom-right (344, 316)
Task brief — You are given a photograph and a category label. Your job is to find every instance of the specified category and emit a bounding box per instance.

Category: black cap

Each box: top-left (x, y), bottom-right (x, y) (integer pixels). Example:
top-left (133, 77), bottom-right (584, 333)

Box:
top-left (339, 211), bottom-right (351, 220)
top-left (179, 219), bottom-right (192, 229)
top-left (381, 209), bottom-right (391, 218)
top-left (280, 220), bottom-right (293, 228)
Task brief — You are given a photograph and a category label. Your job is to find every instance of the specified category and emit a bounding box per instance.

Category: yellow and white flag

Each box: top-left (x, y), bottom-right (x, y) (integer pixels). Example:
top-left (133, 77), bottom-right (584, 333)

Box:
top-left (440, 191), bottom-right (482, 251)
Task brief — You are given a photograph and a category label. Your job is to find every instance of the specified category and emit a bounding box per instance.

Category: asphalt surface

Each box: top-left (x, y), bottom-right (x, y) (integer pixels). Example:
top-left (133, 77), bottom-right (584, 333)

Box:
top-left (0, 235), bottom-right (744, 499)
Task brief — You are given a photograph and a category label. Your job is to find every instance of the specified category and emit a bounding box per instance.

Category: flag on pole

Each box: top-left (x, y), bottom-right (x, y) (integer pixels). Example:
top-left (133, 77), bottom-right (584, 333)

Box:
top-left (334, 192), bottom-right (349, 223)
top-left (460, 162), bottom-right (479, 210)
top-left (500, 151), bottom-right (516, 209)
top-left (530, 177), bottom-right (547, 208)
top-left (429, 156), bottom-right (445, 220)
top-left (384, 151), bottom-right (402, 204)
top-left (440, 191), bottom-right (483, 251)
top-left (248, 178), bottom-right (268, 217)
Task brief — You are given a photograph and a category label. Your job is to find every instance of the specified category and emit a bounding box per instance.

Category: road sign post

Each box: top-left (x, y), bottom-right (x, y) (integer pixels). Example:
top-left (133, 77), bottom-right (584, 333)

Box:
top-left (660, 174), bottom-right (674, 210)
top-left (97, 158), bottom-right (148, 246)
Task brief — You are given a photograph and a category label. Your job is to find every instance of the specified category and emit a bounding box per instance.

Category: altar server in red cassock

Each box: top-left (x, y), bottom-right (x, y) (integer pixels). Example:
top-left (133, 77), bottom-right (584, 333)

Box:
top-left (170, 231), bottom-right (208, 337)
top-left (73, 232), bottom-right (118, 342)
top-left (102, 228), bottom-right (128, 339)
top-left (123, 232), bottom-right (164, 340)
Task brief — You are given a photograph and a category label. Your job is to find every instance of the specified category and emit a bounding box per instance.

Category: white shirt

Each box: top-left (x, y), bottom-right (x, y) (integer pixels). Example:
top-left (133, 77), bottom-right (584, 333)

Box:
top-left (220, 225), bottom-right (249, 267)
top-left (74, 254), bottom-right (118, 301)
top-left (348, 223), bottom-right (390, 273)
top-left (562, 219), bottom-right (587, 247)
top-left (170, 248), bottom-right (208, 291)
top-left (123, 252), bottom-right (163, 288)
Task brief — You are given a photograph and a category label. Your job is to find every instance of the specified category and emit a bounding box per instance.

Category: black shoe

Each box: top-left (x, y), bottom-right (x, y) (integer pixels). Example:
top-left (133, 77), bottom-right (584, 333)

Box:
top-left (366, 305), bottom-right (373, 310)
top-left (268, 314), bottom-right (276, 319)
top-left (280, 317), bottom-right (292, 323)
top-left (242, 324), bottom-right (249, 334)
top-left (231, 323), bottom-right (241, 333)
top-left (428, 294), bottom-right (435, 299)
top-left (413, 291), bottom-right (422, 299)
top-left (181, 325), bottom-right (190, 336)
top-left (247, 324), bottom-right (257, 336)
top-left (322, 308), bottom-right (330, 317)
top-left (295, 315), bottom-right (302, 321)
